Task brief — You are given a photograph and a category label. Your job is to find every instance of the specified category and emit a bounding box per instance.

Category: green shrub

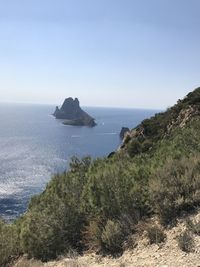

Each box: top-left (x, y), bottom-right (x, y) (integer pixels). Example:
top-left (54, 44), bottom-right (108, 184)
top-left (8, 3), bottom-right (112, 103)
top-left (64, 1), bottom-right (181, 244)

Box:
top-left (150, 156), bottom-right (200, 225)
top-left (0, 219), bottom-right (20, 267)
top-left (20, 198), bottom-right (85, 261)
top-left (182, 87), bottom-right (200, 105)
top-left (83, 219), bottom-right (126, 254)
top-left (146, 225), bottom-right (166, 244)
top-left (20, 210), bottom-right (64, 261)
top-left (20, 157), bottom-right (91, 261)
top-left (101, 220), bottom-right (124, 254)
top-left (127, 140), bottom-right (142, 157)
top-left (82, 156), bottom-right (152, 221)
top-left (177, 230), bottom-right (194, 252)
top-left (83, 218), bottom-right (103, 252)
top-left (141, 140), bottom-right (152, 152)
top-left (186, 219), bottom-right (200, 235)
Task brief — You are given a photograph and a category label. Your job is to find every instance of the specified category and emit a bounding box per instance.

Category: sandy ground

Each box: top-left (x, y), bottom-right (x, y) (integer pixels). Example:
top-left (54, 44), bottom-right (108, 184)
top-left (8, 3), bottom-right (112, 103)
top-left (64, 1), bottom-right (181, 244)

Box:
top-left (14, 212), bottom-right (200, 267)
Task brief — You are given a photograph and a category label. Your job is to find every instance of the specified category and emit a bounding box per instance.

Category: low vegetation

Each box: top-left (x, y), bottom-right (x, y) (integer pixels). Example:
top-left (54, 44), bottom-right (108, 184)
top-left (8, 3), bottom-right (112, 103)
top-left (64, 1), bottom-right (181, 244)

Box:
top-left (2, 88), bottom-right (200, 266)
top-left (186, 218), bottom-right (200, 235)
top-left (177, 230), bottom-right (195, 252)
top-left (146, 225), bottom-right (166, 245)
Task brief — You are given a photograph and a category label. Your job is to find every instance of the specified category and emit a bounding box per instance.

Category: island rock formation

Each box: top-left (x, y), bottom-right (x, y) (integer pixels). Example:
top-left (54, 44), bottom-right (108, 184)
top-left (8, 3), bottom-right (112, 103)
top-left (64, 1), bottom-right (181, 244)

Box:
top-left (53, 98), bottom-right (96, 127)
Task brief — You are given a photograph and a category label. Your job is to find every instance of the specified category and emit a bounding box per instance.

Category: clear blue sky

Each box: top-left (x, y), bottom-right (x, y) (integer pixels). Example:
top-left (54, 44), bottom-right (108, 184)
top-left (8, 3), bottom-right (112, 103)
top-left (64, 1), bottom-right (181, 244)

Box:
top-left (0, 0), bottom-right (200, 108)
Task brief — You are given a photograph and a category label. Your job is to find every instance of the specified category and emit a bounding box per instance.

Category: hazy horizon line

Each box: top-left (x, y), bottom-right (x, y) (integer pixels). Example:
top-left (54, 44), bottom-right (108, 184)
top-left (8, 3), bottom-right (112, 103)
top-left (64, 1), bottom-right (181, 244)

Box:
top-left (0, 100), bottom-right (163, 111)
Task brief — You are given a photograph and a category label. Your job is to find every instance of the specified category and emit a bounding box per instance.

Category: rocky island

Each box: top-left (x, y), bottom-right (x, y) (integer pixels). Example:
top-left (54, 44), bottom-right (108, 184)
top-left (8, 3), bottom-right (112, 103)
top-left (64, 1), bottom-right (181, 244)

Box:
top-left (53, 97), bottom-right (96, 127)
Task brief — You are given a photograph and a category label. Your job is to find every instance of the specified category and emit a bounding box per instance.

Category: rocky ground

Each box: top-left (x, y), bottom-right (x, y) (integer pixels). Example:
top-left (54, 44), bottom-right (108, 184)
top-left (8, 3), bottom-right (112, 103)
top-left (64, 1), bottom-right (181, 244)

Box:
top-left (14, 212), bottom-right (200, 267)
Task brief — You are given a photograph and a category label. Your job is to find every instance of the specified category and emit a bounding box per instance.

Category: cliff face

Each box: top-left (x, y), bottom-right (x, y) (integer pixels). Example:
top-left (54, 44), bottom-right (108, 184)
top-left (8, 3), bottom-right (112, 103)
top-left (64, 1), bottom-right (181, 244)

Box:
top-left (120, 87), bottom-right (200, 154)
top-left (53, 98), bottom-right (96, 127)
top-left (119, 127), bottom-right (130, 139)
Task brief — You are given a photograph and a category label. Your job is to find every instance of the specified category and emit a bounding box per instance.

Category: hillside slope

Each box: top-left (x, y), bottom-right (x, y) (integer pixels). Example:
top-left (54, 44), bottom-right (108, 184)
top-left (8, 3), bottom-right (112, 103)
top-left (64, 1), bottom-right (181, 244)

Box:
top-left (120, 87), bottom-right (200, 156)
top-left (14, 211), bottom-right (200, 267)
top-left (2, 87), bottom-right (200, 266)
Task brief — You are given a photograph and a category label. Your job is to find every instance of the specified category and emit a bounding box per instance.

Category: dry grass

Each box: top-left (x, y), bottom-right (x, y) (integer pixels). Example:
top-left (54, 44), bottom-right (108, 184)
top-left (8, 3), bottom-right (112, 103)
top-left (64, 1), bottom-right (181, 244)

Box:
top-left (14, 258), bottom-right (44, 267)
top-left (14, 257), bottom-right (86, 267)
top-left (13, 211), bottom-right (200, 267)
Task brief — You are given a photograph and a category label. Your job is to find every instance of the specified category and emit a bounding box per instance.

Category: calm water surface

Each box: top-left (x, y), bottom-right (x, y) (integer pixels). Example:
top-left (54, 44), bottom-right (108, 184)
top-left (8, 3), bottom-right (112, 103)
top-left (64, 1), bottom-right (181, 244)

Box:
top-left (0, 103), bottom-right (158, 220)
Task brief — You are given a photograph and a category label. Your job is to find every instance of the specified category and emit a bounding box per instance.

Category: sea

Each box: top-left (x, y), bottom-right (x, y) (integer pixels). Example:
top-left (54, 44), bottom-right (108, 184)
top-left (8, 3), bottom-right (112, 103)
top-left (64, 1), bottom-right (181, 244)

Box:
top-left (0, 103), bottom-right (158, 220)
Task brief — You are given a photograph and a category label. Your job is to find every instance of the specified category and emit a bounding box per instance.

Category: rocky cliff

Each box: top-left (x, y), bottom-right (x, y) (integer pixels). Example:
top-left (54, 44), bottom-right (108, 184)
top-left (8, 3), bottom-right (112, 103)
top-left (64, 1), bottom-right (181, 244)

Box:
top-left (119, 127), bottom-right (130, 139)
top-left (53, 97), bottom-right (96, 127)
top-left (119, 87), bottom-right (200, 154)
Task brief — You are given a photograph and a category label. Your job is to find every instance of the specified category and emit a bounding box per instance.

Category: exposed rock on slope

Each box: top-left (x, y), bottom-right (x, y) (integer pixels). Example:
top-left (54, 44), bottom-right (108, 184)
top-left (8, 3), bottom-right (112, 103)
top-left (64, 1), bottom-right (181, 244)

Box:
top-left (53, 98), bottom-right (96, 127)
top-left (120, 88), bottom-right (200, 153)
top-left (119, 127), bottom-right (130, 139)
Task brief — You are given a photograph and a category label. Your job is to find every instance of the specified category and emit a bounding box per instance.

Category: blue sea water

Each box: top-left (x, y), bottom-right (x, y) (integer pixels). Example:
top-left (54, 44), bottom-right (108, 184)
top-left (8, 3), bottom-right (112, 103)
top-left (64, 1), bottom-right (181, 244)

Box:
top-left (0, 103), bottom-right (158, 220)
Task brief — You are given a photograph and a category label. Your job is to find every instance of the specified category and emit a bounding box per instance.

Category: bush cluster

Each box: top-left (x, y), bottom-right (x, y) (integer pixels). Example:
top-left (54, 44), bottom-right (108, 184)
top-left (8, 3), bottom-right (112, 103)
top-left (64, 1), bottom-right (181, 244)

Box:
top-left (0, 219), bottom-right (21, 266)
top-left (186, 219), bottom-right (200, 235)
top-left (150, 156), bottom-right (200, 225)
top-left (177, 230), bottom-right (194, 252)
top-left (146, 225), bottom-right (166, 244)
